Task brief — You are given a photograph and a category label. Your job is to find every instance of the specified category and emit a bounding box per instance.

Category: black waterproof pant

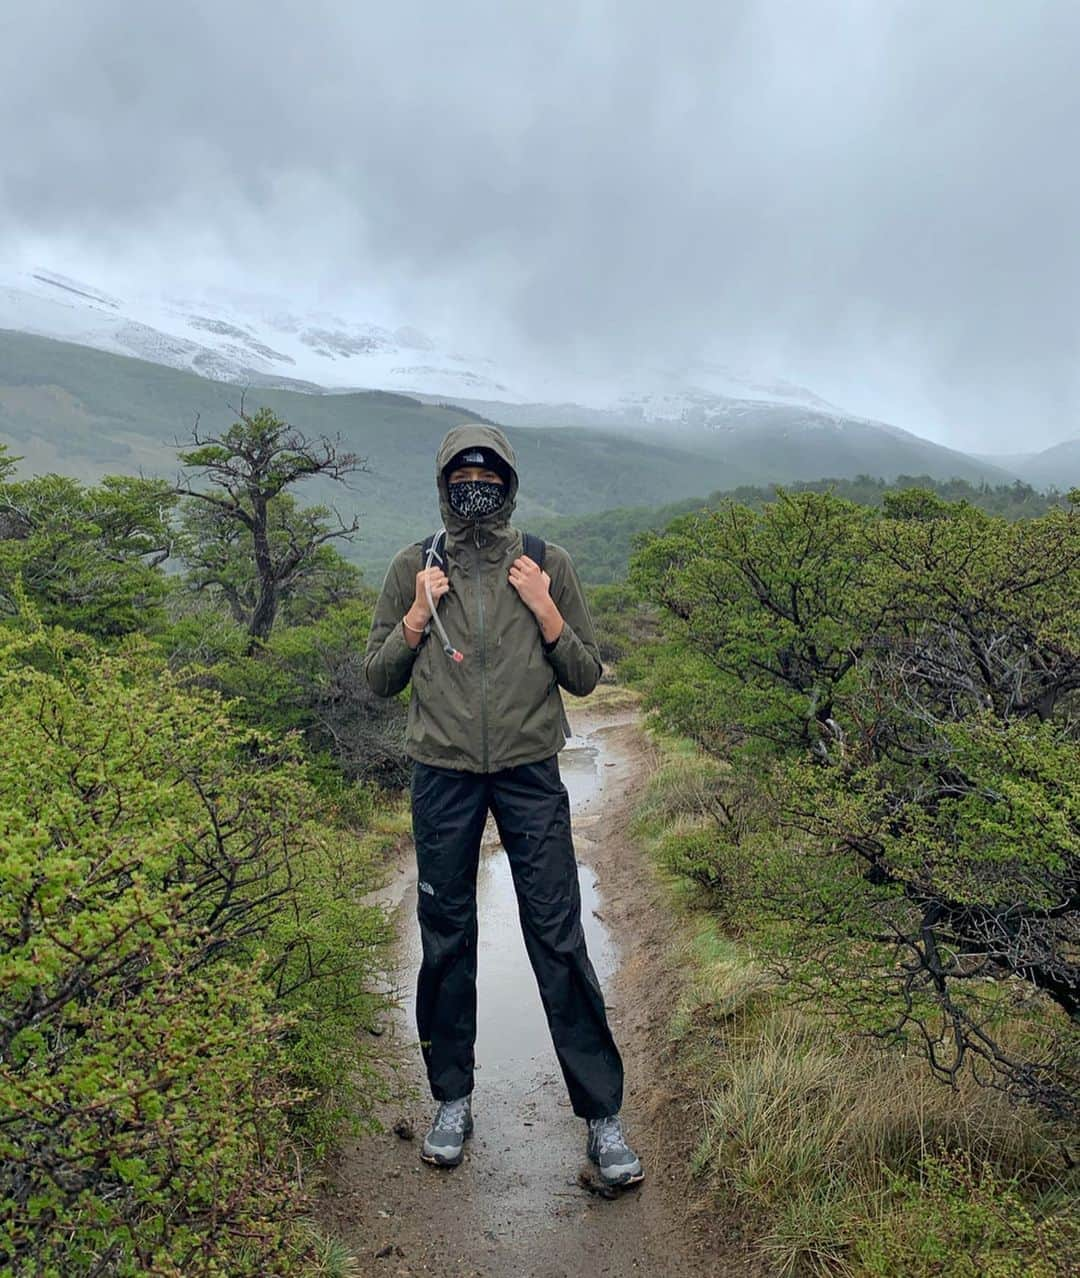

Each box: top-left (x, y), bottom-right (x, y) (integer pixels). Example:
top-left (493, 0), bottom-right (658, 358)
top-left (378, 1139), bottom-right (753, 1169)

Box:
top-left (410, 754), bottom-right (624, 1120)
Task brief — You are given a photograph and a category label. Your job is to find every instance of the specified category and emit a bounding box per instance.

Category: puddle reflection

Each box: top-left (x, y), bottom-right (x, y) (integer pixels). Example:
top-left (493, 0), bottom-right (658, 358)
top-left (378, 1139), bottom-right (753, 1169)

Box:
top-left (396, 738), bottom-right (617, 1079)
top-left (558, 741), bottom-right (600, 809)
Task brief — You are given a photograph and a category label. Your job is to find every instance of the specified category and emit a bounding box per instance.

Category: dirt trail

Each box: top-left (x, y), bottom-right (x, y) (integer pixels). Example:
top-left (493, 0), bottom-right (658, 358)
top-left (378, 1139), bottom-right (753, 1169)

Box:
top-left (316, 700), bottom-right (735, 1277)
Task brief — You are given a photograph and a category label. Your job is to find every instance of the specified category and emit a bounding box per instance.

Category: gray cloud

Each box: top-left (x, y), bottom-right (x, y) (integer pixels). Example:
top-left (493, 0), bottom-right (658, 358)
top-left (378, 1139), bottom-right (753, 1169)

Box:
top-left (2, 0), bottom-right (1078, 450)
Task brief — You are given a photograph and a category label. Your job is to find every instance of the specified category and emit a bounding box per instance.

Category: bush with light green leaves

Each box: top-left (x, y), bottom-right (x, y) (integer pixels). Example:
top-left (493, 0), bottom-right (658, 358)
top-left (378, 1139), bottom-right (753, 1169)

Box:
top-left (0, 617), bottom-right (392, 1275)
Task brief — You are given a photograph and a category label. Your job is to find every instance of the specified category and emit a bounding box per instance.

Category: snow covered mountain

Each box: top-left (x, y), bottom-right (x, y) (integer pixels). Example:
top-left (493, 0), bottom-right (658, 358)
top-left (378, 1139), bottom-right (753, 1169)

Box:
top-left (0, 265), bottom-right (839, 419)
top-left (0, 266), bottom-right (514, 397)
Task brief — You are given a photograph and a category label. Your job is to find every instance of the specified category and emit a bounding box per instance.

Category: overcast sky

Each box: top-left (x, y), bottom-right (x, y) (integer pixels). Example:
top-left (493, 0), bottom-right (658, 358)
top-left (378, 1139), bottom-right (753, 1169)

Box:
top-left (2, 0), bottom-right (1078, 451)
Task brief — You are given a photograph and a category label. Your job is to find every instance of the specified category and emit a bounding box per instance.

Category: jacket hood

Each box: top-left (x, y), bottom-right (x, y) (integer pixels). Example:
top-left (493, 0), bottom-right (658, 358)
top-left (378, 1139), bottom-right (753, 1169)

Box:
top-left (436, 423), bottom-right (519, 537)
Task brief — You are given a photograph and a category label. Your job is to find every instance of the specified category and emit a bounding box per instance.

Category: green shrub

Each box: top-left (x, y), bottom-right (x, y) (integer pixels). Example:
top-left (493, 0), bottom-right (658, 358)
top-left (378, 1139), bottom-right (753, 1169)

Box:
top-left (584, 582), bottom-right (659, 664)
top-left (853, 1150), bottom-right (1080, 1277)
top-left (0, 620), bottom-right (391, 1274)
top-left (0, 473), bottom-right (176, 637)
top-left (160, 597), bottom-right (409, 788)
top-left (630, 490), bottom-right (1080, 1116)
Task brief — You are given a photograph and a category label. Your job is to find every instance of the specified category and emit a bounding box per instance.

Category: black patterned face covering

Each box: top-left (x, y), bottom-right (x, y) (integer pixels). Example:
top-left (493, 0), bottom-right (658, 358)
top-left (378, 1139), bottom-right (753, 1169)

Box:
top-left (447, 480), bottom-right (507, 519)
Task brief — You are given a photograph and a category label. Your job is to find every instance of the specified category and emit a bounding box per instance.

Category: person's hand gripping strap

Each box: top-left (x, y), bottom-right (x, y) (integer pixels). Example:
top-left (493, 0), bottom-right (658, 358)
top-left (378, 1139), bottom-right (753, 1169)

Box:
top-left (425, 529), bottom-right (464, 663)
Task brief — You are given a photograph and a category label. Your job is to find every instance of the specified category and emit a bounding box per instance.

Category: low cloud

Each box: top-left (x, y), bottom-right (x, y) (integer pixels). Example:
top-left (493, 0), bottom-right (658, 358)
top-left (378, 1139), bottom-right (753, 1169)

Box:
top-left (3, 1), bottom-right (1078, 449)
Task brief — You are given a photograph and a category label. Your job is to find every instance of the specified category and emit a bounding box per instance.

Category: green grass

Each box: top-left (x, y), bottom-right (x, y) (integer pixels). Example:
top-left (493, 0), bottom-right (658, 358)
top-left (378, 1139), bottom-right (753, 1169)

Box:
top-left (296, 1222), bottom-right (363, 1278)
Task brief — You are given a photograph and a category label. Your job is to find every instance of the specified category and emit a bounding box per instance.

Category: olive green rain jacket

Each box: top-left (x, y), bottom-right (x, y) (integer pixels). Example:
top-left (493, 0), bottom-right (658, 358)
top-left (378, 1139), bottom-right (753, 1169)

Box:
top-left (363, 423), bottom-right (603, 773)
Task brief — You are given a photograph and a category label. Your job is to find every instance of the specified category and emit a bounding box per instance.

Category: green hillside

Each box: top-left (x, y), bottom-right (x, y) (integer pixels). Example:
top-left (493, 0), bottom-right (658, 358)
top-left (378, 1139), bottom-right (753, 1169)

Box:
top-left (0, 329), bottom-right (1029, 578)
top-left (0, 331), bottom-right (745, 574)
top-left (535, 474), bottom-right (1068, 583)
top-left (613, 413), bottom-right (1019, 486)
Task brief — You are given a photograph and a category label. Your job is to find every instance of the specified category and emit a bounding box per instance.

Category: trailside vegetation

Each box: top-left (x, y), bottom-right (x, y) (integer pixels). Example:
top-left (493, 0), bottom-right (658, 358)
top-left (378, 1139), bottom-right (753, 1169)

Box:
top-left (0, 471), bottom-right (176, 636)
top-left (0, 418), bottom-right (406, 1276)
top-left (0, 622), bottom-right (392, 1274)
top-left (626, 486), bottom-right (1079, 1273)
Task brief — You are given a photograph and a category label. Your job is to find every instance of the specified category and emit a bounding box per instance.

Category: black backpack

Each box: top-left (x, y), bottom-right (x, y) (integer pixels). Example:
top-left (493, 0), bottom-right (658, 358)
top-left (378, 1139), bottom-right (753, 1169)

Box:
top-left (421, 529), bottom-right (546, 570)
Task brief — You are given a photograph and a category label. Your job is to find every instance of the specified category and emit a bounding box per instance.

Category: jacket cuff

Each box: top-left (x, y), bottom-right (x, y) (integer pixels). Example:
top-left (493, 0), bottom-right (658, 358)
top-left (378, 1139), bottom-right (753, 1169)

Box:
top-left (383, 619), bottom-right (421, 683)
top-left (543, 621), bottom-right (587, 681)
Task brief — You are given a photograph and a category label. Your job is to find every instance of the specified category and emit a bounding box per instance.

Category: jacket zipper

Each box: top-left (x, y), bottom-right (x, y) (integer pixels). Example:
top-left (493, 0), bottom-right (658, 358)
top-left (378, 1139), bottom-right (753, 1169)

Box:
top-left (472, 522), bottom-right (490, 772)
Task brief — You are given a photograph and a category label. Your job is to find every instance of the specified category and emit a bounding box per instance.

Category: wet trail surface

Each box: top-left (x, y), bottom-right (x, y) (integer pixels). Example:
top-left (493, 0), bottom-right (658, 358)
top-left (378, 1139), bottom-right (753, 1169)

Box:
top-left (317, 705), bottom-right (731, 1277)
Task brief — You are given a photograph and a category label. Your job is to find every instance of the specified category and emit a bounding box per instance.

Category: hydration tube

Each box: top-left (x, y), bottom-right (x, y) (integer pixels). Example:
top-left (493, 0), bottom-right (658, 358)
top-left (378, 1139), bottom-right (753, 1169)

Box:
top-left (423, 528), bottom-right (464, 663)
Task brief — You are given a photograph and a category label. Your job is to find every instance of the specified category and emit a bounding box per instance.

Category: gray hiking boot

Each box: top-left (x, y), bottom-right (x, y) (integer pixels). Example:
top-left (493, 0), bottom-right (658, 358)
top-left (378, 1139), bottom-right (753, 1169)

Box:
top-left (586, 1113), bottom-right (644, 1186)
top-left (420, 1095), bottom-right (473, 1167)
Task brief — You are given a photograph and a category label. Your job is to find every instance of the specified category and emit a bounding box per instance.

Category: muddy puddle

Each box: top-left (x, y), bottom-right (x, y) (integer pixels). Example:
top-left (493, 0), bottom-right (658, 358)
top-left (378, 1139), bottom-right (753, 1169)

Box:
top-left (386, 729), bottom-right (619, 1080)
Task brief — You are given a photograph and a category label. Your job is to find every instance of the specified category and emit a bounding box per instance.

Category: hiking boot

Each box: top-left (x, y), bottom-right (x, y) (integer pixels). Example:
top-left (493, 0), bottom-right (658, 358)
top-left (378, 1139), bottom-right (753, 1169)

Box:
top-left (586, 1113), bottom-right (644, 1186)
top-left (420, 1095), bottom-right (473, 1167)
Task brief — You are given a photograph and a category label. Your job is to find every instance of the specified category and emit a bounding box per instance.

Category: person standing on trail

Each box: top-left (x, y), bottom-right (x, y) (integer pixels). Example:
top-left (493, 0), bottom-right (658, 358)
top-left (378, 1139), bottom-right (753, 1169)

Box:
top-left (363, 422), bottom-right (643, 1188)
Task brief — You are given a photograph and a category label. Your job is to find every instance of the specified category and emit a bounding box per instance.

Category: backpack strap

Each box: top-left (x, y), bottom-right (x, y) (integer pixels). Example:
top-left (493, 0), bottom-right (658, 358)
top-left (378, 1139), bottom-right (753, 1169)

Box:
top-left (522, 531), bottom-right (546, 569)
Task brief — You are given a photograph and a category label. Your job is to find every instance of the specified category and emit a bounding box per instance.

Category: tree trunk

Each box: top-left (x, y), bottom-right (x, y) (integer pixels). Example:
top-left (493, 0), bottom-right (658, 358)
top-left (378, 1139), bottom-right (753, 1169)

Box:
top-left (247, 498), bottom-right (278, 651)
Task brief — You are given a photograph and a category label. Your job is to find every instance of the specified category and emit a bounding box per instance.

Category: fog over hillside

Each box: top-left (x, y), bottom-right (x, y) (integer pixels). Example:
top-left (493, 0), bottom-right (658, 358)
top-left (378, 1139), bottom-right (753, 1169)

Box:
top-left (0, 263), bottom-right (848, 416)
top-left (2, 330), bottom-right (1057, 577)
top-left (2, 2), bottom-right (1079, 455)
